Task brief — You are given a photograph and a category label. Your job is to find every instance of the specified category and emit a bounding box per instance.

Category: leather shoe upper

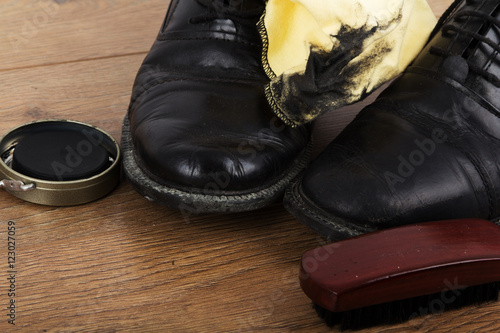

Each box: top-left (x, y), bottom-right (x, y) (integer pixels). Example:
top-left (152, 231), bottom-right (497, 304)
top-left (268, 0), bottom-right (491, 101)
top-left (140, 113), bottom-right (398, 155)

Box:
top-left (299, 0), bottom-right (500, 229)
top-left (128, 0), bottom-right (311, 192)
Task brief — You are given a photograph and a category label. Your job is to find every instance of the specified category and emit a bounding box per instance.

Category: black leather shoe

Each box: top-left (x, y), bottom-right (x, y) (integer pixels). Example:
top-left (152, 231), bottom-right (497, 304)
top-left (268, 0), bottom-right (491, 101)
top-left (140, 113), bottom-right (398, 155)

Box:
top-left (122, 0), bottom-right (312, 214)
top-left (284, 0), bottom-right (500, 240)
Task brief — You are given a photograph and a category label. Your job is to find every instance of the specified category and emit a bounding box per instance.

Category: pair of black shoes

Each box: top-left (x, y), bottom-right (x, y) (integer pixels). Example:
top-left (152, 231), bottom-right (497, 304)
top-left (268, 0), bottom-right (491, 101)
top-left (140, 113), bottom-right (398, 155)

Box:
top-left (123, 0), bottom-right (500, 240)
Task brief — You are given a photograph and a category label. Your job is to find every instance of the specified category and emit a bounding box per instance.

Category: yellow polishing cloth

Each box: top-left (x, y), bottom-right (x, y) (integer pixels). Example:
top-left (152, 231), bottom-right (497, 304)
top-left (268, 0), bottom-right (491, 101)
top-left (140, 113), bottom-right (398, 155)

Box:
top-left (258, 0), bottom-right (437, 126)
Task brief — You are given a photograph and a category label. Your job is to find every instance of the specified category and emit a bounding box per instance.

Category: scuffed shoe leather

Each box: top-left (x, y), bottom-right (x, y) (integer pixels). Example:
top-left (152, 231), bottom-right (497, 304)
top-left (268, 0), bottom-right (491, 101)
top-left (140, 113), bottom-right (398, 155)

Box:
top-left (122, 0), bottom-right (312, 214)
top-left (284, 0), bottom-right (500, 240)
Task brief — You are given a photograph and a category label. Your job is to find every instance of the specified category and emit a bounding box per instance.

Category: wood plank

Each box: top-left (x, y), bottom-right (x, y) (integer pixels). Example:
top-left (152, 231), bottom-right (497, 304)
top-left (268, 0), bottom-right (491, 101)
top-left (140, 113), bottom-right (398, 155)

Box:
top-left (0, 0), bottom-right (168, 71)
top-left (0, 54), bottom-right (141, 139)
top-left (3, 196), bottom-right (332, 332)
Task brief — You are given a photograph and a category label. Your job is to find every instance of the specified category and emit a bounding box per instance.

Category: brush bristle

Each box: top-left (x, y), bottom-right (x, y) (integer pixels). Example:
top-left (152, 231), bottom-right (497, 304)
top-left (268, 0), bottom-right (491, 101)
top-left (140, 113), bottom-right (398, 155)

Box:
top-left (313, 282), bottom-right (500, 331)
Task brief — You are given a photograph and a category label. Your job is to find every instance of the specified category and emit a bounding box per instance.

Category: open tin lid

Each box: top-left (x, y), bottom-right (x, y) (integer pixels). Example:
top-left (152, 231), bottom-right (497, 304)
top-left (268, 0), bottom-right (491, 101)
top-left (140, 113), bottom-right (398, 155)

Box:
top-left (0, 119), bottom-right (121, 206)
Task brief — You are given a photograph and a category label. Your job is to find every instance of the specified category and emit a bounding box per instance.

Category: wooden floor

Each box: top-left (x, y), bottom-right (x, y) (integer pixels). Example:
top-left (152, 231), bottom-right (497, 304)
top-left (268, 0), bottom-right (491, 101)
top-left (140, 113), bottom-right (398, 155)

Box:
top-left (1, 0), bottom-right (499, 332)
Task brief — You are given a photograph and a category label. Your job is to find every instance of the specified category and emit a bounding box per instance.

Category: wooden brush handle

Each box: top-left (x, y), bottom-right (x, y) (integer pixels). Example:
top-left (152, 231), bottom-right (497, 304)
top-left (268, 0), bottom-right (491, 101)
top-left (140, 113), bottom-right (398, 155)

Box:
top-left (300, 219), bottom-right (500, 312)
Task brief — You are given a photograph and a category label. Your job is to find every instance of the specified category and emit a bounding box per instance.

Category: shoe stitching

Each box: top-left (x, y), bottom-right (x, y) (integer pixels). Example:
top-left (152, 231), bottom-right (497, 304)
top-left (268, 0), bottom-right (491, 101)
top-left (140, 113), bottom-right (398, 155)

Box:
top-left (256, 9), bottom-right (300, 128)
top-left (429, 1), bottom-right (500, 86)
top-left (133, 143), bottom-right (312, 197)
top-left (286, 180), bottom-right (374, 239)
top-left (375, 100), bottom-right (496, 218)
top-left (431, 23), bottom-right (500, 85)
top-left (122, 115), bottom-right (313, 212)
top-left (256, 9), bottom-right (276, 80)
top-left (264, 85), bottom-right (296, 127)
top-left (157, 34), bottom-right (261, 47)
top-left (406, 66), bottom-right (500, 120)
top-left (159, 0), bottom-right (264, 46)
top-left (129, 76), bottom-right (265, 109)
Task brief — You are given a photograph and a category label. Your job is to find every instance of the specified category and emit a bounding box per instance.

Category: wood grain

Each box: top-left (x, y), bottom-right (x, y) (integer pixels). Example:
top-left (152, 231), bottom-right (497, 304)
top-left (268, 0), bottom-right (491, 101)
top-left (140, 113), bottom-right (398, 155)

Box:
top-left (2, 0), bottom-right (500, 332)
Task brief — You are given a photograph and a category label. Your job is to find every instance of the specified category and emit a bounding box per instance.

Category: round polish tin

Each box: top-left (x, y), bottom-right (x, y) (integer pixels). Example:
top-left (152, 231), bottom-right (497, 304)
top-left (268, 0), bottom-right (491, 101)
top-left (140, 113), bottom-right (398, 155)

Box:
top-left (0, 119), bottom-right (121, 206)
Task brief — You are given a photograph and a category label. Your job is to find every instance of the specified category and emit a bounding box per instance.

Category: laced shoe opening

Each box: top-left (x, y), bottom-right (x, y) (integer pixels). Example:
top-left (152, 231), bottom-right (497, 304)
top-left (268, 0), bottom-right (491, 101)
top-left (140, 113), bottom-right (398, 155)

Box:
top-left (430, 3), bottom-right (500, 86)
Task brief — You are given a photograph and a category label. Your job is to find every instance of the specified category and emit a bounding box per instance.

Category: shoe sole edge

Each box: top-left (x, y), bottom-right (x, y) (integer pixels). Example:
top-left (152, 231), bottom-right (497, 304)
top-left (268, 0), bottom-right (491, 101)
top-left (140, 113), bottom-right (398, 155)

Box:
top-left (121, 115), bottom-right (312, 214)
top-left (283, 176), bottom-right (377, 241)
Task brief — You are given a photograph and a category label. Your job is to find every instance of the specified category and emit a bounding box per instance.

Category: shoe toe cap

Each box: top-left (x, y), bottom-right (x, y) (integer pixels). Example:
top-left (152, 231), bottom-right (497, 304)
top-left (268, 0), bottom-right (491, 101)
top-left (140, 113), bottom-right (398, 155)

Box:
top-left (130, 80), bottom-right (311, 192)
top-left (136, 133), bottom-right (292, 192)
top-left (299, 110), bottom-right (489, 229)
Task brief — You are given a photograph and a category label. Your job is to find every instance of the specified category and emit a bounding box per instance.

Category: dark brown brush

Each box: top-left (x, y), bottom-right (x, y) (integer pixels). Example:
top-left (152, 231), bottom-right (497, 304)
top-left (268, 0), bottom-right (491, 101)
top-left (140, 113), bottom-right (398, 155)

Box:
top-left (300, 219), bottom-right (500, 330)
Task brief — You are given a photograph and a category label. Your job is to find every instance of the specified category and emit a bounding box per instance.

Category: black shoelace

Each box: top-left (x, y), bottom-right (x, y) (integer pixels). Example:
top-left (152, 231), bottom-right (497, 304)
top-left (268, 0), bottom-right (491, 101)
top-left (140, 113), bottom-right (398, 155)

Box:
top-left (429, 8), bottom-right (500, 86)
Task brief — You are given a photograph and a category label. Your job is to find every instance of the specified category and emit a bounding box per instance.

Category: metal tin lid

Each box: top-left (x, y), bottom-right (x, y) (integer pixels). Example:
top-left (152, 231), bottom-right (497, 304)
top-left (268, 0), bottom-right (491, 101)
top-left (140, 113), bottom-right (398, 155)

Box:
top-left (0, 119), bottom-right (121, 206)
